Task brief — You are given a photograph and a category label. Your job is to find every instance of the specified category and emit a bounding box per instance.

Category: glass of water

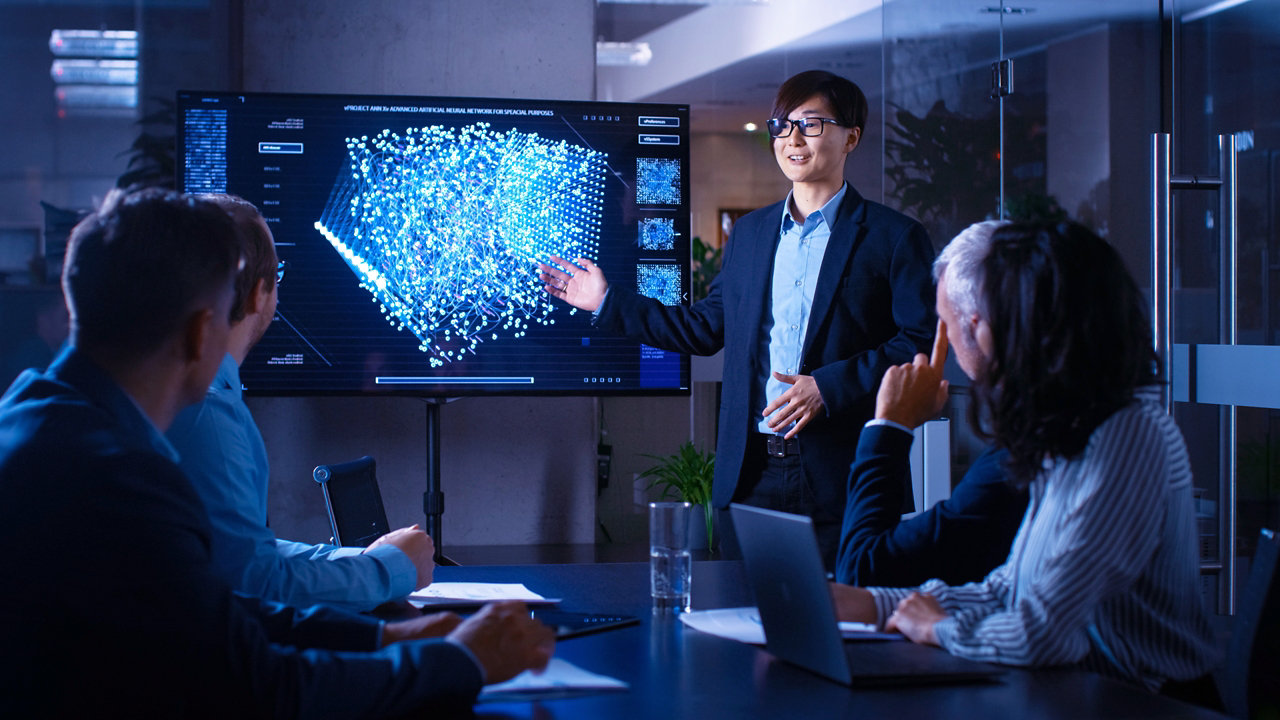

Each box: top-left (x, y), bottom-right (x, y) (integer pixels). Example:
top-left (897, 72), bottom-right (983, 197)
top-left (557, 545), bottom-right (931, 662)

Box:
top-left (650, 501), bottom-right (692, 614)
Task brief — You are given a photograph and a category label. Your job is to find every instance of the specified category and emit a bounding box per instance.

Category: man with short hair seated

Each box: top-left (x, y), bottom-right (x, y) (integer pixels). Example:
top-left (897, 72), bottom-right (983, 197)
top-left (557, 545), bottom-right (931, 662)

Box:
top-left (0, 188), bottom-right (554, 718)
top-left (167, 194), bottom-right (433, 611)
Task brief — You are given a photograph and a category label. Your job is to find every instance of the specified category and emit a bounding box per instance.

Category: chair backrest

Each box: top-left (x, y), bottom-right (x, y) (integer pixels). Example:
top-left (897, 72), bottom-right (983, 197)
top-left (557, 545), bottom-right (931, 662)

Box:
top-left (904, 418), bottom-right (951, 518)
top-left (1219, 527), bottom-right (1278, 718)
top-left (313, 455), bottom-right (391, 547)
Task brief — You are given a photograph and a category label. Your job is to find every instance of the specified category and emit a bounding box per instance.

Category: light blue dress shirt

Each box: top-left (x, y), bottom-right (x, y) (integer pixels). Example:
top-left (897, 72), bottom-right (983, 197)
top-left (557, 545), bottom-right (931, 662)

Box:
top-left (756, 183), bottom-right (848, 434)
top-left (166, 353), bottom-right (416, 611)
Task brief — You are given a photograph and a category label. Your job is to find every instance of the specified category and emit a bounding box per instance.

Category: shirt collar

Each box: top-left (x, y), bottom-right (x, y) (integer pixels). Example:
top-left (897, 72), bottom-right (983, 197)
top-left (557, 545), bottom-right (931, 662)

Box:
top-left (780, 182), bottom-right (849, 234)
top-left (48, 346), bottom-right (181, 463)
top-left (211, 352), bottom-right (242, 398)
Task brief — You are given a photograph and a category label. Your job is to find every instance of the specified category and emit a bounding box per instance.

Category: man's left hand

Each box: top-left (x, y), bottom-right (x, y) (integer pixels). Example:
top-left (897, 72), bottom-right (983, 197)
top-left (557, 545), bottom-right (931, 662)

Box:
top-left (764, 373), bottom-right (824, 439)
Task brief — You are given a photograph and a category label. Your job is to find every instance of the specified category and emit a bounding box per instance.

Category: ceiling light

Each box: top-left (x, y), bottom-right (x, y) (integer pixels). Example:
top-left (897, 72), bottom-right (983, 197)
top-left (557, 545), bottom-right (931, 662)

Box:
top-left (51, 59), bottom-right (138, 85)
top-left (597, 41), bottom-right (653, 67)
top-left (49, 29), bottom-right (139, 116)
top-left (49, 29), bottom-right (137, 58)
top-left (743, 122), bottom-right (758, 132)
top-left (1183, 0), bottom-right (1253, 22)
top-left (598, 0), bottom-right (767, 5)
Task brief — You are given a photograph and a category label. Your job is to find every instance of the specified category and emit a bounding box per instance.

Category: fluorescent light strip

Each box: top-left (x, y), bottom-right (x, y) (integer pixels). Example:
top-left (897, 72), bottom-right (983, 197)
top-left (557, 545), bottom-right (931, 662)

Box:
top-left (597, 41), bottom-right (653, 66)
top-left (50, 59), bottom-right (138, 85)
top-left (49, 29), bottom-right (138, 58)
top-left (598, 0), bottom-right (766, 4)
top-left (1183, 0), bottom-right (1253, 22)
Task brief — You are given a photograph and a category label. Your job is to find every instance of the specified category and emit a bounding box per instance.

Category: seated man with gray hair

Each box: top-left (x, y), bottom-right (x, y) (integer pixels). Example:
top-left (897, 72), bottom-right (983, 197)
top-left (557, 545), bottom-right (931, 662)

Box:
top-left (833, 220), bottom-right (1219, 695)
top-left (835, 221), bottom-right (1026, 588)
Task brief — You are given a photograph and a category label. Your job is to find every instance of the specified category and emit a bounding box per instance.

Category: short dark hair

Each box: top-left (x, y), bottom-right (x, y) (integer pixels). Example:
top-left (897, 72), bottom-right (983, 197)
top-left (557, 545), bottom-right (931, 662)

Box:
top-left (771, 70), bottom-right (869, 134)
top-left (202, 194), bottom-right (276, 324)
top-left (62, 188), bottom-right (242, 357)
top-left (970, 221), bottom-right (1159, 485)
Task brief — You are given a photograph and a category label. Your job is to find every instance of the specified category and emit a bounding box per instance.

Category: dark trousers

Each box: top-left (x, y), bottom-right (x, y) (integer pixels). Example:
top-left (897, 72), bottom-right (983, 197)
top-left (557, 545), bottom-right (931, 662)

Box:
top-left (718, 434), bottom-right (843, 571)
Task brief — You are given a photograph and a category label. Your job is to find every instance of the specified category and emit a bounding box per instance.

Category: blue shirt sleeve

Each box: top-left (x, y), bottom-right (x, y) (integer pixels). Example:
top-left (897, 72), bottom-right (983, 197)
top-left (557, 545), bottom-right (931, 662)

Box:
top-left (167, 355), bottom-right (417, 611)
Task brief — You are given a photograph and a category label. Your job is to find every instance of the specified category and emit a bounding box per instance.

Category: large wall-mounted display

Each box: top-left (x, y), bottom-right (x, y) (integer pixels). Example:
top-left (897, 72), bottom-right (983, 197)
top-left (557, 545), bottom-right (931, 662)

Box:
top-left (178, 90), bottom-right (691, 396)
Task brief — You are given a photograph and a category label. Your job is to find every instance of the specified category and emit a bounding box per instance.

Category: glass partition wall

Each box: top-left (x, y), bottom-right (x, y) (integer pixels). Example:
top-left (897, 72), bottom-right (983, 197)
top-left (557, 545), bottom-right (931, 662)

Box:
top-left (1169, 0), bottom-right (1280, 614)
top-left (882, 0), bottom-right (1280, 616)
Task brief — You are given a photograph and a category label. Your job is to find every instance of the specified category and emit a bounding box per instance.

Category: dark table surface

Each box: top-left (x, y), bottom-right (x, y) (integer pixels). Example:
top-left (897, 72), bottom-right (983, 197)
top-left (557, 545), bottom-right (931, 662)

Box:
top-left (435, 561), bottom-right (1224, 720)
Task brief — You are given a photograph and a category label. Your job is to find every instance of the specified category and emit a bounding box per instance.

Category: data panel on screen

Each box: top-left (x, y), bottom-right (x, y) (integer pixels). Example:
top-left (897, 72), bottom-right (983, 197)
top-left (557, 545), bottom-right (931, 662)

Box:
top-left (177, 91), bottom-right (690, 396)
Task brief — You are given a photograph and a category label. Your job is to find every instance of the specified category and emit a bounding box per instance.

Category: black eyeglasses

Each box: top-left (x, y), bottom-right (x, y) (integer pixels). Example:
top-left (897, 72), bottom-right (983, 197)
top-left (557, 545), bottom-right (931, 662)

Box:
top-left (275, 260), bottom-right (288, 285)
top-left (766, 116), bottom-right (841, 138)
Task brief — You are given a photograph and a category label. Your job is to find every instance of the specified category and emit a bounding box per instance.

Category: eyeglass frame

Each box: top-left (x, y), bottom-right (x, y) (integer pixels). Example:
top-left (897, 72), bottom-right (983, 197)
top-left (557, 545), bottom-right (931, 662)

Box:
top-left (766, 116), bottom-right (842, 139)
top-left (275, 260), bottom-right (289, 285)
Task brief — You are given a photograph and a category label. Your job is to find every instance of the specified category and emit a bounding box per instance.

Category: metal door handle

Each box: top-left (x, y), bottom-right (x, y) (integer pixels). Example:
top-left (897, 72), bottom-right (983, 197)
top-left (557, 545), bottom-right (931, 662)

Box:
top-left (1150, 132), bottom-right (1239, 614)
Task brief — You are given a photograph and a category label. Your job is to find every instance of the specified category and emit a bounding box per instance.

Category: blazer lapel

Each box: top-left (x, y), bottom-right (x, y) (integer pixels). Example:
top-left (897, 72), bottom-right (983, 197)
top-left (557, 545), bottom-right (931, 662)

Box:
top-left (802, 187), bottom-right (867, 359)
top-left (738, 200), bottom-right (785, 358)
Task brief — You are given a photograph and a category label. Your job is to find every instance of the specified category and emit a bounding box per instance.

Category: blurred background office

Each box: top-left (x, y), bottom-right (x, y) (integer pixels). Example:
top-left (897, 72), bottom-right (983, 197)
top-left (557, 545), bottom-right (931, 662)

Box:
top-left (0, 0), bottom-right (1275, 623)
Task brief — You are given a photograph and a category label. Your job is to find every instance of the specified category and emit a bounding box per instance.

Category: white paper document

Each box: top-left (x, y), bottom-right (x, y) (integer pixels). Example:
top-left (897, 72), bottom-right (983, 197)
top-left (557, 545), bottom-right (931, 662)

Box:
top-left (478, 657), bottom-right (629, 702)
top-left (679, 606), bottom-right (900, 643)
top-left (407, 582), bottom-right (559, 608)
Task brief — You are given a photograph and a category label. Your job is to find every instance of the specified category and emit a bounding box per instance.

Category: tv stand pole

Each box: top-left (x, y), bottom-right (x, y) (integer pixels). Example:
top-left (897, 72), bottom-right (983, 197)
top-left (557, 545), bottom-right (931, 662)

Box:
top-left (424, 400), bottom-right (455, 565)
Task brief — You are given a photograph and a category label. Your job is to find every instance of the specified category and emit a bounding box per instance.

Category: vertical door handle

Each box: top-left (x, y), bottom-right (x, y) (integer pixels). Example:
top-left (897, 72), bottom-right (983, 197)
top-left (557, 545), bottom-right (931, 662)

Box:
top-left (1220, 133), bottom-right (1238, 614)
top-left (1151, 133), bottom-right (1173, 413)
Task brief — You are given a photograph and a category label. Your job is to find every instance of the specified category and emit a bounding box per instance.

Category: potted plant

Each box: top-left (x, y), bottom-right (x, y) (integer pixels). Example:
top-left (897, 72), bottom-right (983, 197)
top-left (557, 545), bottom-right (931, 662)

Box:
top-left (639, 441), bottom-right (716, 551)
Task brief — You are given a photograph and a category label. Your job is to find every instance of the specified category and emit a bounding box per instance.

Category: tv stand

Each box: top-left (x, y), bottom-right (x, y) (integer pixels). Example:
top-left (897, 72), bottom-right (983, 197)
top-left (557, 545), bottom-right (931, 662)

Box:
top-left (423, 400), bottom-right (457, 565)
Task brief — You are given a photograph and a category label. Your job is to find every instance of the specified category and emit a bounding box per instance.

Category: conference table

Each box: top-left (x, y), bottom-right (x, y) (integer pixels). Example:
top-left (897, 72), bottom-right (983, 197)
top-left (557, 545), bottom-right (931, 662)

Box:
top-left (433, 561), bottom-right (1225, 719)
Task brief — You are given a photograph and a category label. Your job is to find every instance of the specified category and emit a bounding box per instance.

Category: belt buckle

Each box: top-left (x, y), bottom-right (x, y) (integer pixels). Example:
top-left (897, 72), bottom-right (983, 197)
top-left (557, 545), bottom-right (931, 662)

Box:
top-left (766, 435), bottom-right (787, 457)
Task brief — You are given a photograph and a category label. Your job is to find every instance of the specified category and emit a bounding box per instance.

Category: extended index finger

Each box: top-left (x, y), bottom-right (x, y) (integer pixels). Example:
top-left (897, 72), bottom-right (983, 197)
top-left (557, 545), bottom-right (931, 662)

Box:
top-left (930, 319), bottom-right (949, 371)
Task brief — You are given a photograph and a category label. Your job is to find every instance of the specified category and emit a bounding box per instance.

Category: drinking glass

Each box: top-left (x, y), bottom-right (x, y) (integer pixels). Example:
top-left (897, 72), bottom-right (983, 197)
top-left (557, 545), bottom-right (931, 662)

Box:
top-left (650, 501), bottom-right (692, 613)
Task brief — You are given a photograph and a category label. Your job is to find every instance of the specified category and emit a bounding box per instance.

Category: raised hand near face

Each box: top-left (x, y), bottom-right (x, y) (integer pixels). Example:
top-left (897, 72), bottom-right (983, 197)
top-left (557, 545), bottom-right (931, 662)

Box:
top-left (874, 318), bottom-right (950, 430)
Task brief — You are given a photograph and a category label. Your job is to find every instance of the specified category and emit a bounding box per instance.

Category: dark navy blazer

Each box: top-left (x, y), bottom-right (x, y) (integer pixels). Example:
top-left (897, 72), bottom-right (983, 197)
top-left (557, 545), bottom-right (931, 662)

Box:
top-left (836, 424), bottom-right (1029, 587)
top-left (598, 186), bottom-right (936, 512)
top-left (0, 349), bottom-right (481, 719)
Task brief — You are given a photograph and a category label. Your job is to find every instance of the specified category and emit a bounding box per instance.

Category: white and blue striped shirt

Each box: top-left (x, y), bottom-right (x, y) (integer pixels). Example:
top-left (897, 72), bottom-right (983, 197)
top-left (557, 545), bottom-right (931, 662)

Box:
top-left (867, 388), bottom-right (1220, 689)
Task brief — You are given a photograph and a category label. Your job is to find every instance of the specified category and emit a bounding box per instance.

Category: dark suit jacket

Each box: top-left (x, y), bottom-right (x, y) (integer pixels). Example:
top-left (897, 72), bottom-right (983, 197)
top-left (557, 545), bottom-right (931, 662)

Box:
top-left (0, 349), bottom-right (481, 719)
top-left (835, 424), bottom-right (1028, 587)
top-left (598, 186), bottom-right (936, 511)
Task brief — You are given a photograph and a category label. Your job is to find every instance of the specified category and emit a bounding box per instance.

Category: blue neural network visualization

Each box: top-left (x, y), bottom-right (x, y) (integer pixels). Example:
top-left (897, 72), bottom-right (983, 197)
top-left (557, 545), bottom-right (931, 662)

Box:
top-left (635, 157), bottom-right (681, 205)
top-left (638, 217), bottom-right (676, 250)
top-left (315, 123), bottom-right (607, 366)
top-left (637, 263), bottom-right (682, 306)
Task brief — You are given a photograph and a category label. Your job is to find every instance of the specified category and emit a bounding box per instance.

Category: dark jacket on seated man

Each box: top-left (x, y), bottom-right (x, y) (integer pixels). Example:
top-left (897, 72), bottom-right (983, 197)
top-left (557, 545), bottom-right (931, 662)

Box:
top-left (0, 349), bottom-right (482, 719)
top-left (835, 423), bottom-right (1027, 587)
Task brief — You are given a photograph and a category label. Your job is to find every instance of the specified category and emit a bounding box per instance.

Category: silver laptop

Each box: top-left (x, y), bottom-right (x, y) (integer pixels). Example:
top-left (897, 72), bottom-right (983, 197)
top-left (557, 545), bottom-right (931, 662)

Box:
top-left (730, 503), bottom-right (1004, 686)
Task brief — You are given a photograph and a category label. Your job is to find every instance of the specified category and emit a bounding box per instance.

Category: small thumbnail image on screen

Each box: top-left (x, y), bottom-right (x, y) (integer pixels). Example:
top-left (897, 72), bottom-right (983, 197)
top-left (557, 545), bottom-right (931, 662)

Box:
top-left (638, 217), bottom-right (677, 251)
top-left (635, 158), bottom-right (681, 205)
top-left (637, 263), bottom-right (682, 306)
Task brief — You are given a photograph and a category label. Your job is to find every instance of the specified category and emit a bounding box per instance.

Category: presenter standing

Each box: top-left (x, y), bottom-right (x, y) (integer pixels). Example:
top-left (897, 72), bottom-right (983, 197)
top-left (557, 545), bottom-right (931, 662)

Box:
top-left (541, 70), bottom-right (935, 566)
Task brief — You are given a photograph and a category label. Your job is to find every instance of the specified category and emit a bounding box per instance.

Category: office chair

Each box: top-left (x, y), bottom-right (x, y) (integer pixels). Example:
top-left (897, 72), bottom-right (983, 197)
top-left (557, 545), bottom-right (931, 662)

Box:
top-left (313, 455), bottom-right (391, 547)
top-left (1217, 527), bottom-right (1278, 719)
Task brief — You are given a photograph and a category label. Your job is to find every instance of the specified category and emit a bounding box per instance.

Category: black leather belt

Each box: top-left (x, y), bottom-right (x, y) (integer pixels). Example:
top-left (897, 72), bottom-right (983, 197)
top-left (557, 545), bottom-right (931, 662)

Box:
top-left (764, 434), bottom-right (800, 457)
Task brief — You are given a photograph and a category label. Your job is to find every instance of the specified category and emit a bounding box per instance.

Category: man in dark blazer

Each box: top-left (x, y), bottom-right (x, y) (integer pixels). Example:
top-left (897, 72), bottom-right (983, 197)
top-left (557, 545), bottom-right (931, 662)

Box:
top-left (0, 188), bottom-right (553, 718)
top-left (836, 223), bottom-right (1029, 588)
top-left (542, 71), bottom-right (935, 566)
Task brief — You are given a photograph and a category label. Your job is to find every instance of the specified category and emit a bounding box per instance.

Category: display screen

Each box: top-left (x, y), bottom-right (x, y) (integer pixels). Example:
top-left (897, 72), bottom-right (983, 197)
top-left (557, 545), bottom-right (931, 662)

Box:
top-left (177, 90), bottom-right (690, 396)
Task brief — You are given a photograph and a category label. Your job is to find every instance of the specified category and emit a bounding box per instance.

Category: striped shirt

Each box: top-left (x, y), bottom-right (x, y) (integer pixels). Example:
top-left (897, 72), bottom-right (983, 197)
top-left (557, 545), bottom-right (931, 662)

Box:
top-left (867, 388), bottom-right (1220, 689)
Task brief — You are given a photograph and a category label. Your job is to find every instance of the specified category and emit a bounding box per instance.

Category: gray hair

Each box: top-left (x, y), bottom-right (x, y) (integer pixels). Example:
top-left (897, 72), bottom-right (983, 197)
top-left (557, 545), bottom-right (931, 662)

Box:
top-left (933, 220), bottom-right (1008, 323)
